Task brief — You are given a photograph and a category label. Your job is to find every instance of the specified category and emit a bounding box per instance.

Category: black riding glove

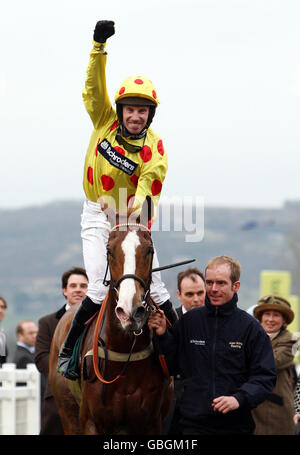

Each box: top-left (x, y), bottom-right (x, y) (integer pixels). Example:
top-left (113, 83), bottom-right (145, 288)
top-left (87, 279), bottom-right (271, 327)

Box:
top-left (93, 20), bottom-right (115, 43)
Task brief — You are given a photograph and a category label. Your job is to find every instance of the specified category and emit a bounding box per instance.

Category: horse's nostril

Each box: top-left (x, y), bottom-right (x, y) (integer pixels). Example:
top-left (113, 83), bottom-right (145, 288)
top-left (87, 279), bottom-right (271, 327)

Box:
top-left (116, 307), bottom-right (126, 318)
top-left (115, 306), bottom-right (130, 324)
top-left (132, 306), bottom-right (146, 321)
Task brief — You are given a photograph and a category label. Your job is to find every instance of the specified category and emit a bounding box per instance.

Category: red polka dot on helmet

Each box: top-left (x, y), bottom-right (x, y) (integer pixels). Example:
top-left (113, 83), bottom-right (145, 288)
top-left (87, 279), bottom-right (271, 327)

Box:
top-left (115, 76), bottom-right (159, 106)
top-left (151, 179), bottom-right (162, 196)
top-left (101, 175), bottom-right (115, 191)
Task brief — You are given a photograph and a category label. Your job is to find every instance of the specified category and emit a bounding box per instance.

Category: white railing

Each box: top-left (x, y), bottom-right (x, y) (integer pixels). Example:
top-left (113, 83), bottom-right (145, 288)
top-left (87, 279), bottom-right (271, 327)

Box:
top-left (0, 363), bottom-right (40, 435)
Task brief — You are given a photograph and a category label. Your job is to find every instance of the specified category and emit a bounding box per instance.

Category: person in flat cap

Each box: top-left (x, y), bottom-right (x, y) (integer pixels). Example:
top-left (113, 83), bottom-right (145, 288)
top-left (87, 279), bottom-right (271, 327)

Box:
top-left (252, 294), bottom-right (298, 434)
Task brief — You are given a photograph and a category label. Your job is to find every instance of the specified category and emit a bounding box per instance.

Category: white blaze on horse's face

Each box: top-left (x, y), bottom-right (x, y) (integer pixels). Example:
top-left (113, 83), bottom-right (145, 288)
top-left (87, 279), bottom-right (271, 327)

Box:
top-left (115, 230), bottom-right (141, 327)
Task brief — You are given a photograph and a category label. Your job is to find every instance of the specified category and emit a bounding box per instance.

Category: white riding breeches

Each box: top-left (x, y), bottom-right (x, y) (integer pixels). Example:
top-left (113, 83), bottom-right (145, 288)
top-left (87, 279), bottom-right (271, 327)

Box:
top-left (81, 199), bottom-right (170, 306)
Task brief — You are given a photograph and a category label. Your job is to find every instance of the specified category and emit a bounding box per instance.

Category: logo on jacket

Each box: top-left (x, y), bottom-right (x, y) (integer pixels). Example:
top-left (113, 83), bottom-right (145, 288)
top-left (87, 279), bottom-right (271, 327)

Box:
top-left (190, 339), bottom-right (206, 346)
top-left (229, 341), bottom-right (243, 349)
top-left (98, 139), bottom-right (138, 176)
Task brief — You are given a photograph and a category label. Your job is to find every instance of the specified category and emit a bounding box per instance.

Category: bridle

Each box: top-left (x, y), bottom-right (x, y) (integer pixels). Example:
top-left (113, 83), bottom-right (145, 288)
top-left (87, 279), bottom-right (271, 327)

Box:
top-left (92, 222), bottom-right (155, 385)
top-left (103, 222), bottom-right (156, 318)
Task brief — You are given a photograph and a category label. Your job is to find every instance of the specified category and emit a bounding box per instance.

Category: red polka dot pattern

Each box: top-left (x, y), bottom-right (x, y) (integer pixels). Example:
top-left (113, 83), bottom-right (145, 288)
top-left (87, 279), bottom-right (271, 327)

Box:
top-left (87, 167), bottom-right (94, 185)
top-left (101, 175), bottom-right (115, 191)
top-left (134, 79), bottom-right (144, 85)
top-left (114, 146), bottom-right (125, 156)
top-left (110, 120), bottom-right (118, 131)
top-left (140, 145), bottom-right (152, 163)
top-left (157, 140), bottom-right (164, 156)
top-left (151, 179), bottom-right (162, 196)
top-left (130, 174), bottom-right (139, 188)
top-left (152, 90), bottom-right (157, 99)
top-left (119, 87), bottom-right (125, 95)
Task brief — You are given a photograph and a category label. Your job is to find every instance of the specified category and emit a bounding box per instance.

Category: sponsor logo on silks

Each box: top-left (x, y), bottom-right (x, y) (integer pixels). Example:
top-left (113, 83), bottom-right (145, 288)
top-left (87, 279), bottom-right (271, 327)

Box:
top-left (229, 341), bottom-right (243, 349)
top-left (98, 139), bottom-right (138, 176)
top-left (190, 339), bottom-right (206, 346)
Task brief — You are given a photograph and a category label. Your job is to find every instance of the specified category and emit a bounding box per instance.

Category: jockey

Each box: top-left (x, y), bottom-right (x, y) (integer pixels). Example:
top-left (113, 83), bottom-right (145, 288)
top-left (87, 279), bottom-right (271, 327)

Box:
top-left (57, 20), bottom-right (178, 380)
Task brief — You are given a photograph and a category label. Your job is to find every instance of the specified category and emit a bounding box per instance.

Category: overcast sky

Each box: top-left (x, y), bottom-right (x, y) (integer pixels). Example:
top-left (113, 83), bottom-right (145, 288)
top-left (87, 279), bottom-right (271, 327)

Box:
top-left (1, 0), bottom-right (300, 210)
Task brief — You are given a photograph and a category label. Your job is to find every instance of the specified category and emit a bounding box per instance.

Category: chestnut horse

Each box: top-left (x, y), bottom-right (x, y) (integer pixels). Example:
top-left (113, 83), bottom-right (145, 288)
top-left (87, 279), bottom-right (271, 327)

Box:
top-left (49, 204), bottom-right (173, 434)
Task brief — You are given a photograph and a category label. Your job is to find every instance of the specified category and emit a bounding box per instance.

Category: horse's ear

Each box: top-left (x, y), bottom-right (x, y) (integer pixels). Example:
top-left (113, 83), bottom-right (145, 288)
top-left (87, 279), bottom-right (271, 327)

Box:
top-left (105, 207), bottom-right (118, 228)
top-left (98, 198), bottom-right (117, 227)
top-left (139, 196), bottom-right (154, 228)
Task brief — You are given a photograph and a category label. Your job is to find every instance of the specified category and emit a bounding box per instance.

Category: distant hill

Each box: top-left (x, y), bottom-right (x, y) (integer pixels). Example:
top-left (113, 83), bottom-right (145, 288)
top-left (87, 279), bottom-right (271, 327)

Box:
top-left (1, 199), bottom-right (299, 339)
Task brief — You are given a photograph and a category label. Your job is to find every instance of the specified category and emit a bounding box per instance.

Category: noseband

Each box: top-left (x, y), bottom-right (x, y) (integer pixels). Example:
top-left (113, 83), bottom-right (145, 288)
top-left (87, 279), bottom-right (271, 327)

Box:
top-left (113, 273), bottom-right (148, 292)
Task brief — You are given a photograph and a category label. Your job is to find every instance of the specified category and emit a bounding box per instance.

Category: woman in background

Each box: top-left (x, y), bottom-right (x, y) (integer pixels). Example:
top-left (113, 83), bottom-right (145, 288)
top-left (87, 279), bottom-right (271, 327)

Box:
top-left (252, 295), bottom-right (297, 435)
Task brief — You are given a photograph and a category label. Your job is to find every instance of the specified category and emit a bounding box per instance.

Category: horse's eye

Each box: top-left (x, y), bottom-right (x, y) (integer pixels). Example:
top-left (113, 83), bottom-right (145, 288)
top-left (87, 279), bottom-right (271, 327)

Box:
top-left (107, 249), bottom-right (113, 257)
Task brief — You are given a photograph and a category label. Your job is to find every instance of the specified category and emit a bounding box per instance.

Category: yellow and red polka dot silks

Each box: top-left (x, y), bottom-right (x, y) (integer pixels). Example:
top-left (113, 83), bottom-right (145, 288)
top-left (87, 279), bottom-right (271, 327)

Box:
top-left (82, 44), bottom-right (168, 222)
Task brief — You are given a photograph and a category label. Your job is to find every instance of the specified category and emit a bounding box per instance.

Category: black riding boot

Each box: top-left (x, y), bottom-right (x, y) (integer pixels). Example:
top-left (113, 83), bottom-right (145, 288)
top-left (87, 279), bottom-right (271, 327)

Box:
top-left (159, 300), bottom-right (178, 326)
top-left (57, 296), bottom-right (99, 380)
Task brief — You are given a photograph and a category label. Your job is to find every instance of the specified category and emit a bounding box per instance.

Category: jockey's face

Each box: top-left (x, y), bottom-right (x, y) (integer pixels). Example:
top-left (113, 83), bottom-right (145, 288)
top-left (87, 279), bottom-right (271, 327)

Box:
top-left (122, 105), bottom-right (149, 135)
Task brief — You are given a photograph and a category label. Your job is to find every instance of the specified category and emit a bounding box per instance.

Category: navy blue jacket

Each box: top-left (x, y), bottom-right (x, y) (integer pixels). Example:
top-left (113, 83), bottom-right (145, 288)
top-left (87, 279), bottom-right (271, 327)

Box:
top-left (158, 294), bottom-right (277, 432)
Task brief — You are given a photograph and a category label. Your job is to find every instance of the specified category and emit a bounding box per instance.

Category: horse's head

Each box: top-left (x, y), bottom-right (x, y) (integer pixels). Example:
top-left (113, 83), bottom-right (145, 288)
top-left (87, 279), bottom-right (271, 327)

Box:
top-left (106, 197), bottom-right (155, 333)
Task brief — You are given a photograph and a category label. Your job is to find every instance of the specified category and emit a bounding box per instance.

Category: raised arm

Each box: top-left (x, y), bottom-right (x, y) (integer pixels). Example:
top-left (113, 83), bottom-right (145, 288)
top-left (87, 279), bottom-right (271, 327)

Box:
top-left (82, 20), bottom-right (115, 129)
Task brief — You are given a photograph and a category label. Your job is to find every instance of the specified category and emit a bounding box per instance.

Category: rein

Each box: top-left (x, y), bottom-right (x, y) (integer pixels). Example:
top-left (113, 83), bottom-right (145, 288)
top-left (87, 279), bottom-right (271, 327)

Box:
top-left (92, 292), bottom-right (170, 384)
top-left (92, 292), bottom-right (131, 384)
top-left (92, 291), bottom-right (154, 384)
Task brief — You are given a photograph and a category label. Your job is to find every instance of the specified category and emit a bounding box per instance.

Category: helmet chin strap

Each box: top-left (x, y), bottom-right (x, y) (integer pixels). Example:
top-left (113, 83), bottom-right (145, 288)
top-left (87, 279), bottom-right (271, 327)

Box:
top-left (115, 126), bottom-right (145, 153)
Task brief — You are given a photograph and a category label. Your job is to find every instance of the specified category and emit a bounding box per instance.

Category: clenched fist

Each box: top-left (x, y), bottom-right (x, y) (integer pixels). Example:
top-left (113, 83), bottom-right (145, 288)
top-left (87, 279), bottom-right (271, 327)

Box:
top-left (93, 20), bottom-right (115, 43)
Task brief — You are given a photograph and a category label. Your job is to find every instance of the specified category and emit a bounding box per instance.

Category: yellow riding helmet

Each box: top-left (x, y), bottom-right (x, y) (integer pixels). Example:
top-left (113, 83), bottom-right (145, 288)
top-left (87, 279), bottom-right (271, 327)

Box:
top-left (115, 76), bottom-right (159, 106)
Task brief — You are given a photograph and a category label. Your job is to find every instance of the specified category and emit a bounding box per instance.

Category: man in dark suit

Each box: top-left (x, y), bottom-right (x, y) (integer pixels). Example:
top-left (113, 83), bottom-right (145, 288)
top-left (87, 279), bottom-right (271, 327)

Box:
top-left (14, 320), bottom-right (38, 369)
top-left (34, 267), bottom-right (88, 435)
top-left (14, 320), bottom-right (40, 391)
top-left (176, 267), bottom-right (206, 317)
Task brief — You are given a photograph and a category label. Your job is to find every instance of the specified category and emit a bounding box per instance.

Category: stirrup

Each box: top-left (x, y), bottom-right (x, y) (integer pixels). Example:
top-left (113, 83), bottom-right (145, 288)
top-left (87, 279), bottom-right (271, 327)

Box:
top-left (57, 355), bottom-right (79, 380)
top-left (57, 347), bottom-right (79, 380)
